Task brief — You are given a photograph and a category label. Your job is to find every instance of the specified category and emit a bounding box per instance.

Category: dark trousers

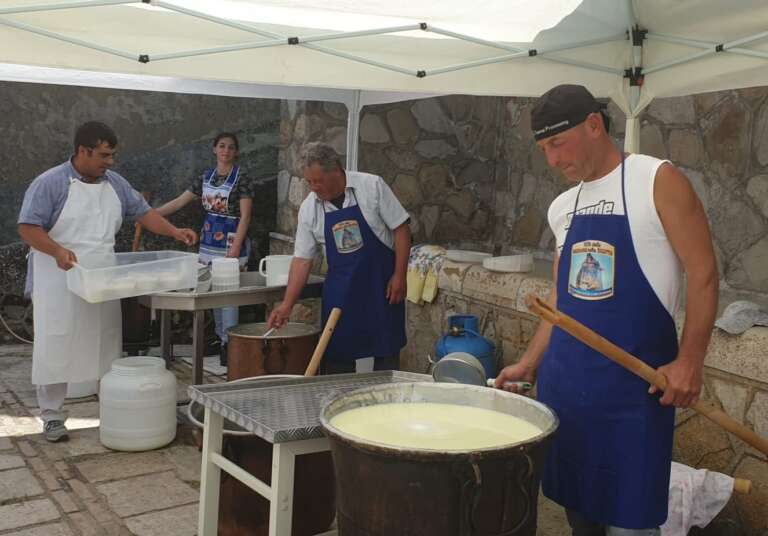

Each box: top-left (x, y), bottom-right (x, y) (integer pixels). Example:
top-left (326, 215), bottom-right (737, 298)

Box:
top-left (566, 510), bottom-right (660, 536)
top-left (320, 354), bottom-right (400, 375)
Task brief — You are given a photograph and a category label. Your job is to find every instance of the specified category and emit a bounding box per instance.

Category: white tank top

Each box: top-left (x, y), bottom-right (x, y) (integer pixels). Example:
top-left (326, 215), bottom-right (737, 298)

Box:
top-left (548, 154), bottom-right (683, 317)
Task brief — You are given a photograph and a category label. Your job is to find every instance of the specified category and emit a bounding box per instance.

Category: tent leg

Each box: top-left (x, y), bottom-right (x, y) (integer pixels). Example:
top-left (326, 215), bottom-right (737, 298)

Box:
top-left (346, 90), bottom-right (361, 171)
top-left (624, 115), bottom-right (641, 153)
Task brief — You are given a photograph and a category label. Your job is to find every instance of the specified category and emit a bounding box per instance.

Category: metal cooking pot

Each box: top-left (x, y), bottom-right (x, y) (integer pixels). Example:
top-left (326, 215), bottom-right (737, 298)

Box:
top-left (321, 382), bottom-right (558, 536)
top-left (226, 322), bottom-right (319, 380)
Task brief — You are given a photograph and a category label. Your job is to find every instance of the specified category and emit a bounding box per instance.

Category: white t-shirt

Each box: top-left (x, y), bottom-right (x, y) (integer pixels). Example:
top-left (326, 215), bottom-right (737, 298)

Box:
top-left (548, 154), bottom-right (683, 317)
top-left (294, 171), bottom-right (410, 260)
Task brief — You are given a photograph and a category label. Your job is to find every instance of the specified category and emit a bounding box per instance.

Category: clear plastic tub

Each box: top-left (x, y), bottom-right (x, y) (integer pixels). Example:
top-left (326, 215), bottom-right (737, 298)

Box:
top-left (67, 251), bottom-right (198, 303)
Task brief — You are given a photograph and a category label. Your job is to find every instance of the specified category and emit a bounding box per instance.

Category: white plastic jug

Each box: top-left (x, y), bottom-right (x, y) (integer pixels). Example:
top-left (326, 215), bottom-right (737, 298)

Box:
top-left (259, 255), bottom-right (292, 287)
top-left (99, 356), bottom-right (177, 452)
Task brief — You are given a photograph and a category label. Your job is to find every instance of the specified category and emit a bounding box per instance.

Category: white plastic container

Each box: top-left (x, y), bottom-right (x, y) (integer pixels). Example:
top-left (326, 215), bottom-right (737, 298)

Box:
top-left (211, 258), bottom-right (240, 291)
top-left (67, 251), bottom-right (197, 303)
top-left (99, 356), bottom-right (177, 452)
top-left (259, 255), bottom-right (292, 287)
top-left (482, 252), bottom-right (534, 273)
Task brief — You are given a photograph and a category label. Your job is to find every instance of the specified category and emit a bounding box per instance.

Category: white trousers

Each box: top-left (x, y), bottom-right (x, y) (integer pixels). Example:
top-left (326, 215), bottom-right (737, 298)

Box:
top-left (36, 383), bottom-right (67, 423)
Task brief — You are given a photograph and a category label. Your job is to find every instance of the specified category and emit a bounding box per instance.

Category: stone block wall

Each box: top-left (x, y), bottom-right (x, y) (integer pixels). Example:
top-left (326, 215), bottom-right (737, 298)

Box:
top-left (0, 81), bottom-right (281, 297)
top-left (276, 89), bottom-right (768, 303)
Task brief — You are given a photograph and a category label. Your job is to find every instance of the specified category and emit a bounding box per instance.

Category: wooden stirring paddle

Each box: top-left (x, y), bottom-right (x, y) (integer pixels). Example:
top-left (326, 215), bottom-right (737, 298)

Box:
top-left (525, 294), bottom-right (768, 457)
top-left (304, 308), bottom-right (342, 376)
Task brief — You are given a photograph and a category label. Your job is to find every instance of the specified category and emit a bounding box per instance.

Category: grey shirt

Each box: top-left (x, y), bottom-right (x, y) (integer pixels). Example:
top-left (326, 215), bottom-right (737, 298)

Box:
top-left (18, 160), bottom-right (150, 230)
top-left (18, 160), bottom-right (151, 295)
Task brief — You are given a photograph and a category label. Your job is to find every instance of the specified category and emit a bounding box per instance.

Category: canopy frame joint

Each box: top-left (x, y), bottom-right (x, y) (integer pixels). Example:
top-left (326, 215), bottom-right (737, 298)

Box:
top-left (631, 26), bottom-right (647, 46)
top-left (624, 67), bottom-right (644, 87)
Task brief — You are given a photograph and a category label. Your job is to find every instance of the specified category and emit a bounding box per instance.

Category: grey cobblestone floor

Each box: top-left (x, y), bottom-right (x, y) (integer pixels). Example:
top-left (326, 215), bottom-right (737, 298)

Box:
top-left (0, 344), bottom-right (569, 535)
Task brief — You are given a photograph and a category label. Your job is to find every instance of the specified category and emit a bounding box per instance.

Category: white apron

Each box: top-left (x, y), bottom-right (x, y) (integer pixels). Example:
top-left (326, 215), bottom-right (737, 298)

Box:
top-left (31, 178), bottom-right (123, 385)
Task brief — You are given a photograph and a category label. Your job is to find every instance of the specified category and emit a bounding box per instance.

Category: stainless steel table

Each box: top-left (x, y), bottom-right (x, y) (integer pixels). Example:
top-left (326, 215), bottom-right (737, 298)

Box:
top-left (139, 272), bottom-right (324, 384)
top-left (188, 372), bottom-right (431, 536)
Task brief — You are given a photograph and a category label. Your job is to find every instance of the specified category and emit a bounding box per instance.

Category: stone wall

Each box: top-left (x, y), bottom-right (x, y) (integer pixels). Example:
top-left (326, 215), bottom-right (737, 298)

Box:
top-left (276, 89), bottom-right (768, 303)
top-left (0, 81), bottom-right (281, 298)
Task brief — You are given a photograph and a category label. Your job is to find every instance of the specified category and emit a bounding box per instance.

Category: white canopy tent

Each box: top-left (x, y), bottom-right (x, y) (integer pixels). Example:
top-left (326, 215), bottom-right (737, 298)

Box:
top-left (1, 0), bottom-right (768, 165)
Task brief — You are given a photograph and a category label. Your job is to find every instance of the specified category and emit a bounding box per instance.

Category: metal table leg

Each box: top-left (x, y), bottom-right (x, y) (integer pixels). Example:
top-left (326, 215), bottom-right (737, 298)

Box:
top-left (269, 438), bottom-right (330, 536)
top-left (198, 407), bottom-right (223, 536)
top-left (192, 310), bottom-right (206, 385)
top-left (269, 443), bottom-right (296, 536)
top-left (160, 309), bottom-right (172, 365)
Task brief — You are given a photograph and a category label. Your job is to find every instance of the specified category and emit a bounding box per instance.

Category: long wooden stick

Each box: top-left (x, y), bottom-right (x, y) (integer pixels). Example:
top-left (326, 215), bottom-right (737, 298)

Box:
top-left (131, 191), bottom-right (152, 252)
top-left (525, 294), bottom-right (768, 457)
top-left (304, 308), bottom-right (342, 377)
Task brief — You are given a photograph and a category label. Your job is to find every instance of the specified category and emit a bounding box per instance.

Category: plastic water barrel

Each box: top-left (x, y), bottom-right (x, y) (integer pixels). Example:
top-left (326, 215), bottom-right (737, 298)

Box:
top-left (99, 356), bottom-right (177, 451)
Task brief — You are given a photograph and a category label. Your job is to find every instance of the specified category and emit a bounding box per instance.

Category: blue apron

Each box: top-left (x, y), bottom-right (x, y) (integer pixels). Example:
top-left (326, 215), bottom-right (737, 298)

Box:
top-left (537, 159), bottom-right (678, 529)
top-left (198, 165), bottom-right (249, 264)
top-left (321, 190), bottom-right (406, 363)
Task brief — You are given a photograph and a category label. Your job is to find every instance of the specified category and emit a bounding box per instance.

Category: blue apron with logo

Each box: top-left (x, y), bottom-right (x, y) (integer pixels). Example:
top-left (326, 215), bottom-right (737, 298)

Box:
top-left (537, 159), bottom-right (678, 529)
top-left (198, 165), bottom-right (249, 264)
top-left (321, 191), bottom-right (406, 363)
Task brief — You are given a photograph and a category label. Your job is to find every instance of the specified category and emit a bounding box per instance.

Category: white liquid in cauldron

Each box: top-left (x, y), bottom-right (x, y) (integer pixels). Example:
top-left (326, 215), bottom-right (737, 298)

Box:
top-left (330, 402), bottom-right (541, 450)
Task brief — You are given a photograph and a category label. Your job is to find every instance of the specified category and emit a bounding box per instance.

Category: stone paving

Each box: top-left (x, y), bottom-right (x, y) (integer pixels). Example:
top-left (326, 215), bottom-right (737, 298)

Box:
top-left (0, 344), bottom-right (570, 536)
top-left (0, 344), bottom-right (215, 536)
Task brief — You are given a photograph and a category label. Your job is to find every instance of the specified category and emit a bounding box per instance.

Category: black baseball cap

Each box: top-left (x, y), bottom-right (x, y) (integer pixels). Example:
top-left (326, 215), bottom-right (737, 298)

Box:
top-left (531, 84), bottom-right (607, 141)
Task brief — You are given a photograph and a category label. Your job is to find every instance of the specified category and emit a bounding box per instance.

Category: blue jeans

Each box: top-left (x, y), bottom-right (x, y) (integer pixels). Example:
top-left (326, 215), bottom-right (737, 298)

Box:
top-left (567, 509), bottom-right (660, 536)
top-left (213, 307), bottom-right (238, 343)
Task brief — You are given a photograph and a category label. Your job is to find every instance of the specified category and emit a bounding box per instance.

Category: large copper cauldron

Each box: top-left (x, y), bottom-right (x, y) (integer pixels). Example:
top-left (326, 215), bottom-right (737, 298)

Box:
top-left (227, 322), bottom-right (319, 379)
top-left (321, 382), bottom-right (558, 536)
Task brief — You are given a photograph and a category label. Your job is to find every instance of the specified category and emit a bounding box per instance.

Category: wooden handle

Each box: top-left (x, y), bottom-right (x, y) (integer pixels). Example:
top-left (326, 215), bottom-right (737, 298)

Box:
top-left (733, 478), bottom-right (751, 495)
top-left (132, 223), bottom-right (144, 252)
top-left (525, 294), bottom-right (768, 457)
top-left (304, 308), bottom-right (342, 377)
top-left (131, 191), bottom-right (152, 252)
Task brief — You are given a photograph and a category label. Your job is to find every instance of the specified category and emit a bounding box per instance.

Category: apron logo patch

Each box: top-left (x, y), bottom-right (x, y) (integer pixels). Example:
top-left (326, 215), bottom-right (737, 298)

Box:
top-left (568, 240), bottom-right (615, 300)
top-left (202, 189), bottom-right (230, 214)
top-left (332, 220), bottom-right (364, 253)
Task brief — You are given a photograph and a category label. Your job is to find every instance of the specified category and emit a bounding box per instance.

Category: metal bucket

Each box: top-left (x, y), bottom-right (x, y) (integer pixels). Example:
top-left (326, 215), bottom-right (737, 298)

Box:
top-left (320, 382), bottom-right (558, 536)
top-left (188, 375), bottom-right (336, 536)
top-left (227, 322), bottom-right (319, 380)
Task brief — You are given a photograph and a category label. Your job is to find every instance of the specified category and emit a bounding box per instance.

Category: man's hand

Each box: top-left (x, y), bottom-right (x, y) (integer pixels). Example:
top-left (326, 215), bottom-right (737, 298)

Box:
top-left (494, 361), bottom-right (536, 394)
top-left (54, 247), bottom-right (78, 271)
top-left (649, 356), bottom-right (703, 408)
top-left (267, 303), bottom-right (293, 329)
top-left (173, 228), bottom-right (198, 246)
top-left (386, 273), bottom-right (406, 304)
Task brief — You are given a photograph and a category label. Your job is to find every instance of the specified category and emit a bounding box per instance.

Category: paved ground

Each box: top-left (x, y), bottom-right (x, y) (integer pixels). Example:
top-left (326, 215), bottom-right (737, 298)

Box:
top-left (0, 344), bottom-right (570, 535)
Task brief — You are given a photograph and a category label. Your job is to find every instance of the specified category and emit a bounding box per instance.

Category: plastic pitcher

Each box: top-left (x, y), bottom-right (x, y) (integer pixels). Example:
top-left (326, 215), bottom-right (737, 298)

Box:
top-left (259, 255), bottom-right (293, 287)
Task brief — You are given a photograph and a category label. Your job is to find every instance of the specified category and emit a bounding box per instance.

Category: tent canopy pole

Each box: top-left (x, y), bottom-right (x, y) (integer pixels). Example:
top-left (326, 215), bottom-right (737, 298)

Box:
top-left (346, 91), bottom-right (361, 171)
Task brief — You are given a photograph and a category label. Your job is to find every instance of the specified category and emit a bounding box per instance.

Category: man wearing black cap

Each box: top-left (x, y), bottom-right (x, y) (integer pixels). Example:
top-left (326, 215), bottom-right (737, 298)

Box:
top-left (496, 85), bottom-right (718, 535)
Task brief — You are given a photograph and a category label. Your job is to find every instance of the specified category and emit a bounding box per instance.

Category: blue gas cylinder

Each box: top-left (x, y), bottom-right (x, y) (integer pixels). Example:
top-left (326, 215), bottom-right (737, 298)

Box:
top-left (435, 315), bottom-right (497, 379)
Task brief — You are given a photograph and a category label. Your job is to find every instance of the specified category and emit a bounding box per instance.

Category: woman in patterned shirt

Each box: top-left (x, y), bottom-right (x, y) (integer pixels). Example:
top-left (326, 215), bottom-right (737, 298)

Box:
top-left (158, 132), bottom-right (254, 365)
